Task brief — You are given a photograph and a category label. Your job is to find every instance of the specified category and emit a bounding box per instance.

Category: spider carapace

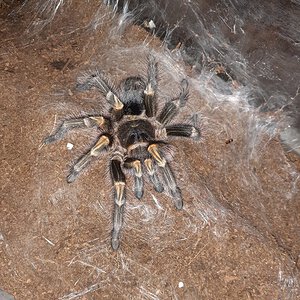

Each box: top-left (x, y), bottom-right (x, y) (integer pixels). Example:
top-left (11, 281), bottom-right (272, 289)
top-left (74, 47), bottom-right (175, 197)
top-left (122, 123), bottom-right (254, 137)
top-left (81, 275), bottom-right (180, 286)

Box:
top-left (44, 56), bottom-right (200, 250)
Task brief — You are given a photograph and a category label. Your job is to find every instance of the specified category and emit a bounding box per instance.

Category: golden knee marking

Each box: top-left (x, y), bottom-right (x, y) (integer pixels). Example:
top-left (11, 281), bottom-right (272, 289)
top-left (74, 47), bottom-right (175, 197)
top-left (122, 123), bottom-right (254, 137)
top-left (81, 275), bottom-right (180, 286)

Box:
top-left (90, 116), bottom-right (105, 127)
top-left (132, 160), bottom-right (142, 177)
top-left (91, 135), bottom-right (110, 156)
top-left (107, 91), bottom-right (124, 110)
top-left (144, 83), bottom-right (154, 96)
top-left (115, 182), bottom-right (125, 206)
top-left (148, 144), bottom-right (166, 167)
top-left (144, 158), bottom-right (154, 175)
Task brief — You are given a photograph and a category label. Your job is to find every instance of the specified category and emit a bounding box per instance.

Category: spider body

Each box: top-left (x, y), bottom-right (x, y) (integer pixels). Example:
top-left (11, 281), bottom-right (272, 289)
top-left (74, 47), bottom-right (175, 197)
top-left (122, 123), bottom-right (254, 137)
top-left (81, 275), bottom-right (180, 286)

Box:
top-left (118, 119), bottom-right (154, 148)
top-left (120, 76), bottom-right (145, 115)
top-left (44, 56), bottom-right (200, 250)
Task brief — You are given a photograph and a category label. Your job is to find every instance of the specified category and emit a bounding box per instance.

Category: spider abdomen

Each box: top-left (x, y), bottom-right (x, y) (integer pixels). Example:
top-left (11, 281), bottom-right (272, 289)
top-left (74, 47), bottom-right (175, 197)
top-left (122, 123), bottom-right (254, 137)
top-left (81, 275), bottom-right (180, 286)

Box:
top-left (117, 119), bottom-right (155, 149)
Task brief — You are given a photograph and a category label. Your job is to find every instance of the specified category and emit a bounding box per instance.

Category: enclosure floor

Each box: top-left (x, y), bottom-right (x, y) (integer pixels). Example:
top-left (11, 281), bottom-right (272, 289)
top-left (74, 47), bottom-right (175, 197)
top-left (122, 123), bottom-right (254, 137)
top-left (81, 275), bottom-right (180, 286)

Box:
top-left (1, 2), bottom-right (300, 299)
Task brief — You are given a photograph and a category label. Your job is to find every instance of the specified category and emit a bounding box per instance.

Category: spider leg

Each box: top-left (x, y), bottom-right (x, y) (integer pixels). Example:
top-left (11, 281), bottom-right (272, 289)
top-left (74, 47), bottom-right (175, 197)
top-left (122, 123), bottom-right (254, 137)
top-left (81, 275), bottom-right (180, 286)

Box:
top-left (144, 55), bottom-right (158, 117)
top-left (160, 162), bottom-right (183, 209)
top-left (144, 158), bottom-right (164, 193)
top-left (110, 158), bottom-right (126, 250)
top-left (44, 116), bottom-right (107, 144)
top-left (77, 70), bottom-right (115, 95)
top-left (148, 144), bottom-right (183, 209)
top-left (77, 71), bottom-right (124, 120)
top-left (157, 79), bottom-right (189, 125)
top-left (124, 159), bottom-right (144, 199)
top-left (67, 134), bottom-right (110, 182)
top-left (165, 124), bottom-right (200, 140)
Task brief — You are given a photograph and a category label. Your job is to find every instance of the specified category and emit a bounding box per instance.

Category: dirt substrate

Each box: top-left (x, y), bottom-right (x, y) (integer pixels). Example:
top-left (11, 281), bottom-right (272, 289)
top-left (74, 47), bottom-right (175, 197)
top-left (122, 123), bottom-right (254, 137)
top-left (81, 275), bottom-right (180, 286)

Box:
top-left (0, 1), bottom-right (300, 299)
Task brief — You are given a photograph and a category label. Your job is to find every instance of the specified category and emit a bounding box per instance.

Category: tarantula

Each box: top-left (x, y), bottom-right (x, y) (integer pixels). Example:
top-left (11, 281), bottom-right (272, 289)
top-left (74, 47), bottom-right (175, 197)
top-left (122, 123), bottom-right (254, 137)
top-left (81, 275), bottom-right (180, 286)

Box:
top-left (44, 56), bottom-right (200, 250)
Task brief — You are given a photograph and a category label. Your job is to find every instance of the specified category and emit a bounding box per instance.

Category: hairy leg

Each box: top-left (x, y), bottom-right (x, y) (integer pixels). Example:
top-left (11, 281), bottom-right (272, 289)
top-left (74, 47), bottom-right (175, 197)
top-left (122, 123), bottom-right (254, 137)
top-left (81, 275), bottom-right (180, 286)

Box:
top-left (44, 116), bottom-right (107, 144)
top-left (147, 143), bottom-right (183, 209)
top-left (110, 157), bottom-right (126, 250)
top-left (67, 134), bottom-right (110, 182)
top-left (160, 162), bottom-right (183, 209)
top-left (144, 55), bottom-right (158, 117)
top-left (165, 123), bottom-right (200, 140)
top-left (144, 158), bottom-right (164, 193)
top-left (157, 79), bottom-right (189, 125)
top-left (124, 158), bottom-right (144, 199)
top-left (77, 70), bottom-right (124, 120)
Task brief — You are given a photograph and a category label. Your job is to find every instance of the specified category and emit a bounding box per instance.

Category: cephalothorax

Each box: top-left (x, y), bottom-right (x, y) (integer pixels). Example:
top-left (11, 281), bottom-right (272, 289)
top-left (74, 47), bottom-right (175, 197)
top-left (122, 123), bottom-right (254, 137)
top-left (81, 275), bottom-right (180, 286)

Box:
top-left (44, 56), bottom-right (200, 250)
